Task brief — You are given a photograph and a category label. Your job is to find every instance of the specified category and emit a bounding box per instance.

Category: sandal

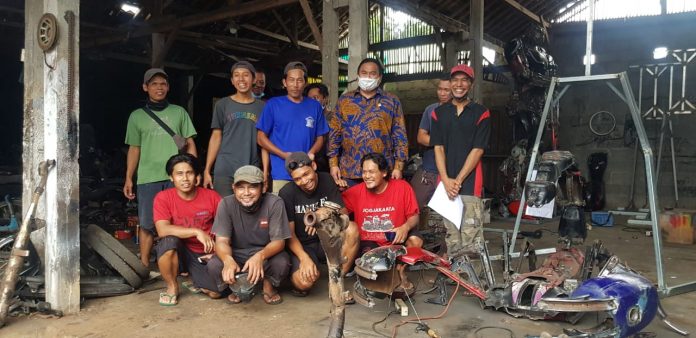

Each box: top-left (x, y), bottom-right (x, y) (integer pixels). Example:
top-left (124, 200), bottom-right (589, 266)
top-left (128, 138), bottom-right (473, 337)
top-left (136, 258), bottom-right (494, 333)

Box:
top-left (226, 293), bottom-right (242, 304)
top-left (159, 292), bottom-right (178, 306)
top-left (291, 289), bottom-right (309, 297)
top-left (343, 290), bottom-right (356, 305)
top-left (182, 280), bottom-right (201, 294)
top-left (262, 291), bottom-right (283, 305)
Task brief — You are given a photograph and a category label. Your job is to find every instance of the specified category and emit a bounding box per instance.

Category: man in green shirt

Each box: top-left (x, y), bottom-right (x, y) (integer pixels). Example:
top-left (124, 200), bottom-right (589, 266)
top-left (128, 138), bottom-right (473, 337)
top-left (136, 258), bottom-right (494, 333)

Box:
top-left (123, 68), bottom-right (198, 268)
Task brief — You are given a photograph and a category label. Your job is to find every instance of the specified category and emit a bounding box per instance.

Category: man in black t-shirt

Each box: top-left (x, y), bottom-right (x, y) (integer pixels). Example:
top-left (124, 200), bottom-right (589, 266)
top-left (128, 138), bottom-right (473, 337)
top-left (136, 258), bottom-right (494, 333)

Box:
top-left (279, 152), bottom-right (359, 296)
top-left (430, 64), bottom-right (491, 258)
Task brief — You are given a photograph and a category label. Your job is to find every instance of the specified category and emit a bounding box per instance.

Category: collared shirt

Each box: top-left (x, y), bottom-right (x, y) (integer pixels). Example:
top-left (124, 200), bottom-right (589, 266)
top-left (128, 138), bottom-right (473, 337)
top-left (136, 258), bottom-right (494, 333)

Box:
top-left (328, 88), bottom-right (408, 179)
top-left (429, 101), bottom-right (490, 197)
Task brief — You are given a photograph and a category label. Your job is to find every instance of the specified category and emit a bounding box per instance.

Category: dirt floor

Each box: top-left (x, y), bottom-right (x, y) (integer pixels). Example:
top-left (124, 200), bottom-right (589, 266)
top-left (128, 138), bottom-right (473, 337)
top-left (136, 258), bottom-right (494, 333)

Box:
top-left (2, 217), bottom-right (696, 337)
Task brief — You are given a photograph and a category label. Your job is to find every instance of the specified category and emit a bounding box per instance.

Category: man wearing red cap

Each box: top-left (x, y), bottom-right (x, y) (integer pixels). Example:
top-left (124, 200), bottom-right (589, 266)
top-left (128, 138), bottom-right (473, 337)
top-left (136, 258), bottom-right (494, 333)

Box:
top-left (429, 64), bottom-right (491, 257)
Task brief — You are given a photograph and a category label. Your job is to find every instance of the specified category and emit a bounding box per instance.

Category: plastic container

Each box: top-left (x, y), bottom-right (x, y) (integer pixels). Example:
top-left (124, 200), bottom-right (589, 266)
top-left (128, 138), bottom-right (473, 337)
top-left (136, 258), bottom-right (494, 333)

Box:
top-left (591, 211), bottom-right (614, 227)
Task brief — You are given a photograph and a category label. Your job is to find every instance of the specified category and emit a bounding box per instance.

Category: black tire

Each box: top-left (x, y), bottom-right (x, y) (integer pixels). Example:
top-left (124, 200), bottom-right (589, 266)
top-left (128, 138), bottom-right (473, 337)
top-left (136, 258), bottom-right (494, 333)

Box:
top-left (85, 224), bottom-right (149, 279)
top-left (80, 283), bottom-right (134, 298)
top-left (85, 231), bottom-right (142, 288)
top-left (17, 283), bottom-right (134, 299)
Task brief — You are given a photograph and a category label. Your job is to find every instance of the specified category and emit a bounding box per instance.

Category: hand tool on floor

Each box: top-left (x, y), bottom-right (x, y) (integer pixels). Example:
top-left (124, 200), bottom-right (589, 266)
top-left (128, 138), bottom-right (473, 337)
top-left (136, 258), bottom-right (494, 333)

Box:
top-left (0, 160), bottom-right (55, 327)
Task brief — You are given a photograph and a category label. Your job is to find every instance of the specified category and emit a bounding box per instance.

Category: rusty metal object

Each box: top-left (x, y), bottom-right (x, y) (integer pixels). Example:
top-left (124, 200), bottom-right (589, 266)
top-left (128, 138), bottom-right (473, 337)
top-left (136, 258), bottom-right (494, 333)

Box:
top-left (0, 160), bottom-right (55, 327)
top-left (304, 202), bottom-right (348, 338)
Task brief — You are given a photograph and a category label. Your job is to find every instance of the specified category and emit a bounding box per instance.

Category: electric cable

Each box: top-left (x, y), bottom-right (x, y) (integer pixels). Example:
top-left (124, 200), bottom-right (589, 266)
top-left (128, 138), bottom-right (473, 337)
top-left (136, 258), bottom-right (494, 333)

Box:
top-left (390, 282), bottom-right (460, 338)
top-left (474, 326), bottom-right (516, 338)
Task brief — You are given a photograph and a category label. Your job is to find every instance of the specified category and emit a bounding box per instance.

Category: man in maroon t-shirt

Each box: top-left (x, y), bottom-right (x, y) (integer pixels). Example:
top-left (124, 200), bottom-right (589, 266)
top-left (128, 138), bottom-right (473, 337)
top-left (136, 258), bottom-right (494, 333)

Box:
top-left (343, 153), bottom-right (423, 292)
top-left (153, 154), bottom-right (222, 306)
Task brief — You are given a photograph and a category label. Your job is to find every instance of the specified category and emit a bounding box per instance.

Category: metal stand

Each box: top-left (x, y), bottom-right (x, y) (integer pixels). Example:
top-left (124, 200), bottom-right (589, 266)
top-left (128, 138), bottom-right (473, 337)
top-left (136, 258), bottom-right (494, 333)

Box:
top-left (507, 72), bottom-right (696, 297)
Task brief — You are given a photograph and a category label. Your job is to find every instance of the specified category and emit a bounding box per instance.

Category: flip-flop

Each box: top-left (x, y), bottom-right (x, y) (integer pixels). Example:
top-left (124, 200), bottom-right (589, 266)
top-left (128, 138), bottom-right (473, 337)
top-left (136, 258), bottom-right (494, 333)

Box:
top-left (226, 293), bottom-right (242, 304)
top-left (159, 292), bottom-right (178, 306)
top-left (262, 291), bottom-right (283, 305)
top-left (182, 280), bottom-right (201, 294)
top-left (291, 289), bottom-right (309, 297)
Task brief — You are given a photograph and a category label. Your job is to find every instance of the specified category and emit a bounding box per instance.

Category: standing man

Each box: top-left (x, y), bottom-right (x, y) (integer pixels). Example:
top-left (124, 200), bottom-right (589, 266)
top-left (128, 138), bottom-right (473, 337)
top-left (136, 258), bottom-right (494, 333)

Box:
top-left (304, 83), bottom-right (332, 172)
top-left (252, 69), bottom-right (268, 100)
top-left (411, 77), bottom-right (451, 208)
top-left (204, 61), bottom-right (267, 196)
top-left (153, 154), bottom-right (221, 306)
top-left (430, 64), bottom-right (491, 257)
top-left (328, 58), bottom-right (408, 187)
top-left (208, 165), bottom-right (291, 305)
top-left (256, 61), bottom-right (329, 193)
top-left (124, 68), bottom-right (197, 268)
top-left (278, 152), bottom-right (359, 296)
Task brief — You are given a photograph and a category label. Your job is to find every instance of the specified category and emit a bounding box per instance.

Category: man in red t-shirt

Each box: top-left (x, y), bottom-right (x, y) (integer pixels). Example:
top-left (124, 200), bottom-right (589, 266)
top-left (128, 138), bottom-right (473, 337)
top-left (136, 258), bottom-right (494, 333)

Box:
top-left (153, 154), bottom-right (222, 306)
top-left (343, 153), bottom-right (423, 292)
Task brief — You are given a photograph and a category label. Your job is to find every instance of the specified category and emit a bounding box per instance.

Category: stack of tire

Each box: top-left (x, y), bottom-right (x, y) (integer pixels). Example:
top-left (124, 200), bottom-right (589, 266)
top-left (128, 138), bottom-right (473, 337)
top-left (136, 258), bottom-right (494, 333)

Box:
top-left (83, 224), bottom-right (149, 289)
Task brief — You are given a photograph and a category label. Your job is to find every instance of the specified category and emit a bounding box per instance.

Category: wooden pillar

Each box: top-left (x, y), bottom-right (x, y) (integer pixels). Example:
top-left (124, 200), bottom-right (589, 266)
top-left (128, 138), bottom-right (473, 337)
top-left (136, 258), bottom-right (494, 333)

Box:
top-left (348, 0), bottom-right (368, 88)
top-left (151, 33), bottom-right (166, 67)
top-left (322, 0), bottom-right (340, 107)
top-left (470, 0), bottom-right (484, 102)
top-left (23, 0), bottom-right (81, 314)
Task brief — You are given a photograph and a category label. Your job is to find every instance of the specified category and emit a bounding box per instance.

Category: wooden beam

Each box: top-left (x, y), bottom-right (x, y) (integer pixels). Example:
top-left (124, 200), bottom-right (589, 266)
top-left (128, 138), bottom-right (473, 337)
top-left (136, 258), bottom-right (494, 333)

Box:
top-left (322, 0), bottom-right (340, 107)
top-left (88, 51), bottom-right (198, 70)
top-left (272, 9), bottom-right (299, 47)
top-left (83, 0), bottom-right (299, 48)
top-left (470, 0), bottom-right (483, 102)
top-left (241, 23), bottom-right (320, 50)
top-left (299, 0), bottom-right (323, 47)
top-left (23, 0), bottom-right (80, 314)
top-left (177, 36), bottom-right (276, 56)
top-left (503, 0), bottom-right (550, 28)
top-left (177, 30), bottom-right (277, 49)
top-left (348, 0), bottom-right (368, 82)
top-left (374, 0), bottom-right (504, 51)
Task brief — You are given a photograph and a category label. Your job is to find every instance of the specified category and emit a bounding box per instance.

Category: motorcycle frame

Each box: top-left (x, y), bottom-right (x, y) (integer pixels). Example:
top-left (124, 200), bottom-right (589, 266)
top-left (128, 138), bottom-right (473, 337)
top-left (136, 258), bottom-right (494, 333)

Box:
top-left (509, 72), bottom-right (696, 297)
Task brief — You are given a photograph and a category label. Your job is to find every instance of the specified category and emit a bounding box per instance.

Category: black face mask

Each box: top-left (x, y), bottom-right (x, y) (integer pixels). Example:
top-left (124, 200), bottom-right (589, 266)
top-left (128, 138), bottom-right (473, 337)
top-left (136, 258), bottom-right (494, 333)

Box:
top-left (146, 98), bottom-right (169, 111)
top-left (241, 193), bottom-right (265, 214)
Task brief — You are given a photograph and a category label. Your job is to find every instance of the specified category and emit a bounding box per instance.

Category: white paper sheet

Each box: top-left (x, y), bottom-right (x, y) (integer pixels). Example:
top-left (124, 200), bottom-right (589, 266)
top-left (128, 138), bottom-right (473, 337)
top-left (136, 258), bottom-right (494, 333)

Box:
top-left (428, 182), bottom-right (464, 228)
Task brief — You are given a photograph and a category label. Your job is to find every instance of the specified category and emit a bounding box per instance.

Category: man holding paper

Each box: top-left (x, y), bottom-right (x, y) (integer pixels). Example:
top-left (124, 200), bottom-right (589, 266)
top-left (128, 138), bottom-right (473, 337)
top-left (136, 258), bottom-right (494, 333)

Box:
top-left (429, 64), bottom-right (491, 257)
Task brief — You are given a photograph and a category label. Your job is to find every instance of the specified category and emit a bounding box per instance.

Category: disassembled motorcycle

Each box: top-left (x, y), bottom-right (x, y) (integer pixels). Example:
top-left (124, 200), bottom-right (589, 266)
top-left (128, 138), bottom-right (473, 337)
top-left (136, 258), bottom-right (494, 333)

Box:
top-left (351, 149), bottom-right (687, 337)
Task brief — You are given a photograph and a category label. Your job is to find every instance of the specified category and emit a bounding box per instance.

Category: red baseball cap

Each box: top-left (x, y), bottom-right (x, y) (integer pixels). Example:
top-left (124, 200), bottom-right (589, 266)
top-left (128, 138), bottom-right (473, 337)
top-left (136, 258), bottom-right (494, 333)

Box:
top-left (450, 64), bottom-right (475, 81)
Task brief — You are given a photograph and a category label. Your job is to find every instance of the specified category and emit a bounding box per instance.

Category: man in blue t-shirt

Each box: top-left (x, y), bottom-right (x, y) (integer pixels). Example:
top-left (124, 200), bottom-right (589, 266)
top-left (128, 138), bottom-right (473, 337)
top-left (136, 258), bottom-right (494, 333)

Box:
top-left (256, 61), bottom-right (329, 194)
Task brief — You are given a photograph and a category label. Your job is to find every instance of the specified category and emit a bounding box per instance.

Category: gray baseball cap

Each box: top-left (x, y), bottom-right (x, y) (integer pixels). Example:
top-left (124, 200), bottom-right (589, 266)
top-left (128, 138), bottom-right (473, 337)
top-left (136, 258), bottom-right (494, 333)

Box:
top-left (283, 61), bottom-right (308, 76)
top-left (231, 61), bottom-right (256, 76)
top-left (143, 68), bottom-right (168, 84)
top-left (233, 165), bottom-right (264, 185)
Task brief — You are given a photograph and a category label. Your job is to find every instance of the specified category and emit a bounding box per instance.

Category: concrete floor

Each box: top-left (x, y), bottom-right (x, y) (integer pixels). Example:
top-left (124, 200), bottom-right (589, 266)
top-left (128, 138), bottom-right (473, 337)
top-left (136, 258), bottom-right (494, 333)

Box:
top-left (2, 217), bottom-right (695, 337)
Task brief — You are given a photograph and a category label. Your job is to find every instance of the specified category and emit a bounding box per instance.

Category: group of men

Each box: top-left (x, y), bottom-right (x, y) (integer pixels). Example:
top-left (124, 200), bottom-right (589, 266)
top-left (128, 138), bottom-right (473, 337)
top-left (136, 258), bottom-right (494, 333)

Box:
top-left (122, 57), bottom-right (490, 306)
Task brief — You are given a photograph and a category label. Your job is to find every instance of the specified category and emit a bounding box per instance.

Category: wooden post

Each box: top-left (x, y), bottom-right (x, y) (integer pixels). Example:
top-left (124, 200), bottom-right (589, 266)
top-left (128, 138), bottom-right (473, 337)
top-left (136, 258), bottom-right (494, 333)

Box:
top-left (470, 0), bottom-right (484, 102)
top-left (348, 0), bottom-right (368, 89)
top-left (322, 0), bottom-right (340, 107)
top-left (23, 0), bottom-right (81, 314)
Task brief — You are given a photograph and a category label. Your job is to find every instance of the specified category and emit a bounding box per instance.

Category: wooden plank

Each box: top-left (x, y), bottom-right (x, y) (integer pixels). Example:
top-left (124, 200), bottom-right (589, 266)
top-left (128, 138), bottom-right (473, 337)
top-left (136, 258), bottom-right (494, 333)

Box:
top-left (299, 0), bottom-right (323, 47)
top-left (503, 0), bottom-right (550, 28)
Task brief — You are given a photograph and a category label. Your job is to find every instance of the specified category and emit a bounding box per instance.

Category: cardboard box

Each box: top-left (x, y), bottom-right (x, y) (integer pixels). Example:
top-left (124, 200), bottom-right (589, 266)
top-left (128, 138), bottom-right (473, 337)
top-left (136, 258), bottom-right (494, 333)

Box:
top-left (659, 210), bottom-right (696, 244)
